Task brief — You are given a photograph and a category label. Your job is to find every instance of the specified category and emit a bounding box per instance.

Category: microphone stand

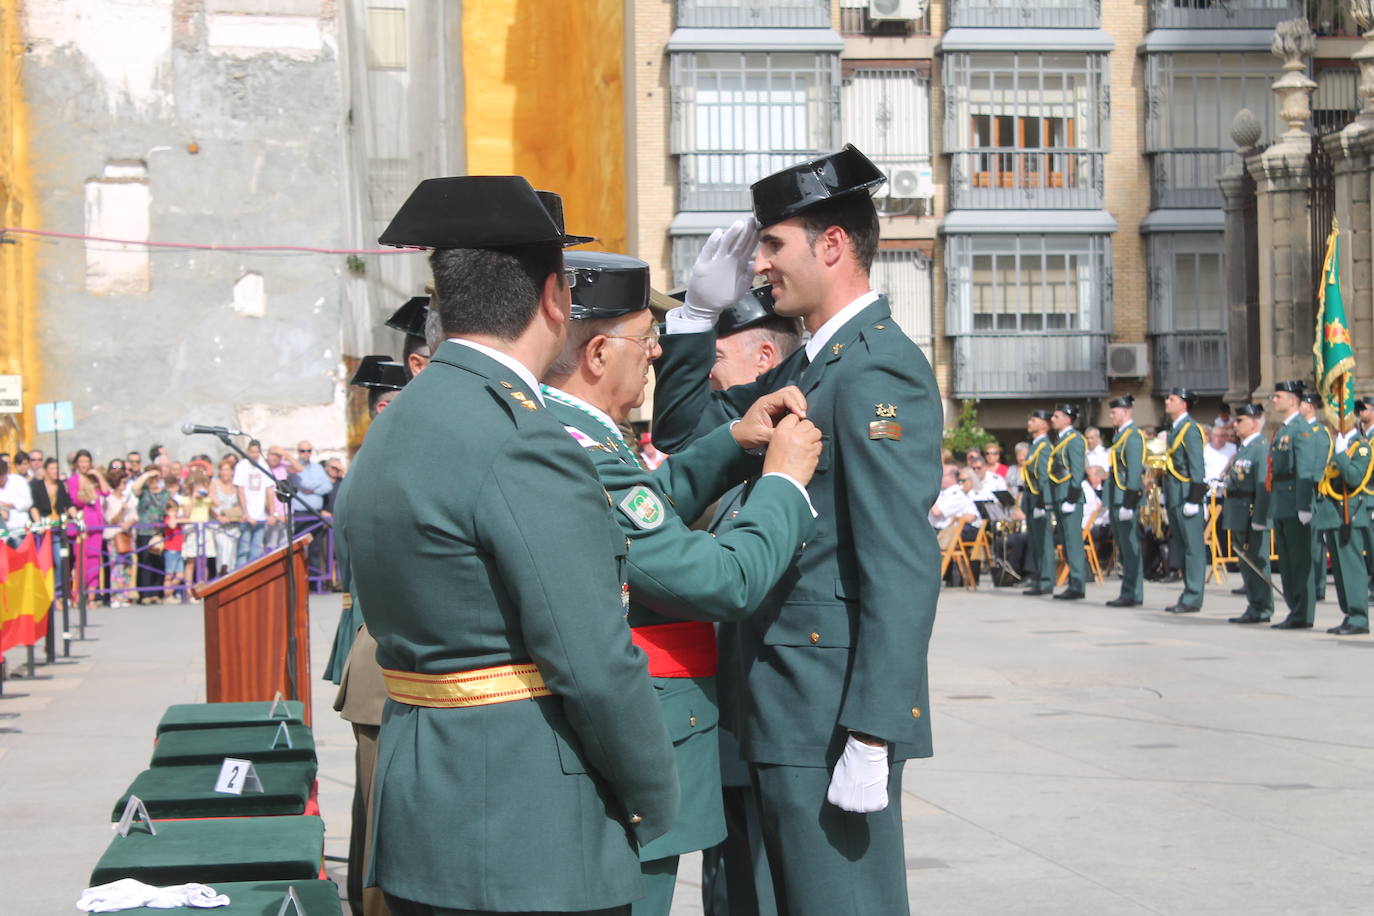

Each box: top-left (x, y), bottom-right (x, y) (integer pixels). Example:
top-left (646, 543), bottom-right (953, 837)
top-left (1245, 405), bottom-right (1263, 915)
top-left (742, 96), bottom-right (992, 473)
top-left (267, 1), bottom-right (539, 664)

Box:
top-left (204, 433), bottom-right (335, 704)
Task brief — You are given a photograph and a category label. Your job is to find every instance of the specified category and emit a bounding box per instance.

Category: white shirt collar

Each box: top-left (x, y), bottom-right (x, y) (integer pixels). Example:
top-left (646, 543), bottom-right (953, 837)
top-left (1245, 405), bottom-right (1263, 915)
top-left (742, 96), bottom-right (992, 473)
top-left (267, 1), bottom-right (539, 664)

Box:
top-left (1171, 412), bottom-right (1189, 429)
top-left (539, 385), bottom-right (622, 443)
top-left (447, 338), bottom-right (544, 404)
top-left (1243, 431), bottom-right (1261, 446)
top-left (1117, 420), bottom-right (1134, 431)
top-left (1284, 410), bottom-right (1300, 425)
top-left (1033, 433), bottom-right (1047, 443)
top-left (804, 290), bottom-right (880, 362)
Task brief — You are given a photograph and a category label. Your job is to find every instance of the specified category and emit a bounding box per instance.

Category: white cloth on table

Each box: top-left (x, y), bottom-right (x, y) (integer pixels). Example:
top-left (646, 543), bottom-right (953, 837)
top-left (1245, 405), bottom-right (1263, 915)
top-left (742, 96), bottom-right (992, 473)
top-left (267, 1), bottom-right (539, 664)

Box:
top-left (77, 879), bottom-right (229, 912)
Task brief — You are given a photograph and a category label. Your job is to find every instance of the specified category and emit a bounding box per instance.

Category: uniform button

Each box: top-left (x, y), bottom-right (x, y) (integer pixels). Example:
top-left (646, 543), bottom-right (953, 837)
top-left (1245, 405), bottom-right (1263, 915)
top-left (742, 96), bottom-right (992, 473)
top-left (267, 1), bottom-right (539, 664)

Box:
top-left (809, 631), bottom-right (820, 645)
top-left (625, 537), bottom-right (631, 551)
top-left (799, 541), bottom-right (807, 550)
top-left (629, 814), bottom-right (642, 825)
top-left (912, 707), bottom-right (922, 719)
top-left (730, 510), bottom-right (739, 518)
top-left (689, 715), bottom-right (698, 727)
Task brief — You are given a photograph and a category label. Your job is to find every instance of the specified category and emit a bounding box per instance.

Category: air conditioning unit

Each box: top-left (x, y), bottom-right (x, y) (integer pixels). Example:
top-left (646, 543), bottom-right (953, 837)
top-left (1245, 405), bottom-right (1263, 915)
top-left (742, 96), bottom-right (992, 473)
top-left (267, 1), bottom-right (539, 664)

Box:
top-left (1106, 343), bottom-right (1147, 378)
top-left (869, 0), bottom-right (927, 21)
top-left (886, 162), bottom-right (935, 200)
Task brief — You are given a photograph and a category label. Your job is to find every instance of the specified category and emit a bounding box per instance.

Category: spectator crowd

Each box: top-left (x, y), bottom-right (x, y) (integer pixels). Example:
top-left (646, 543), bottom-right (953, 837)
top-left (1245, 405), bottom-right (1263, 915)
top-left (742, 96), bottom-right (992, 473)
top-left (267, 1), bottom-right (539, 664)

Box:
top-left (0, 440), bottom-right (346, 606)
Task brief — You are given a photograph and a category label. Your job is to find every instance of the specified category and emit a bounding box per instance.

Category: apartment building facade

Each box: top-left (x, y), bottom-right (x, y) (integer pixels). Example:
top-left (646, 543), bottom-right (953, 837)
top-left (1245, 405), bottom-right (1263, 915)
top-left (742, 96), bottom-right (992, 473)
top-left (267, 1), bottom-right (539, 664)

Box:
top-left (628, 0), bottom-right (1360, 434)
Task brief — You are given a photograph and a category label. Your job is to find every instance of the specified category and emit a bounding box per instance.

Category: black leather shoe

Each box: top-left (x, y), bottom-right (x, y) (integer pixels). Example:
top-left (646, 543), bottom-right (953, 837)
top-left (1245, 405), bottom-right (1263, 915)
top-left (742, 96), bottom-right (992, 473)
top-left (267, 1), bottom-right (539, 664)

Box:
top-left (1054, 590), bottom-right (1085, 601)
top-left (1022, 587), bottom-right (1045, 596)
top-left (1228, 613), bottom-right (1267, 624)
top-left (1327, 623), bottom-right (1370, 635)
top-left (1271, 618), bottom-right (1313, 629)
top-left (1105, 597), bottom-right (1141, 607)
top-left (1165, 604), bottom-right (1200, 613)
top-left (1230, 586), bottom-right (1247, 595)
top-left (1160, 571), bottom-right (1182, 584)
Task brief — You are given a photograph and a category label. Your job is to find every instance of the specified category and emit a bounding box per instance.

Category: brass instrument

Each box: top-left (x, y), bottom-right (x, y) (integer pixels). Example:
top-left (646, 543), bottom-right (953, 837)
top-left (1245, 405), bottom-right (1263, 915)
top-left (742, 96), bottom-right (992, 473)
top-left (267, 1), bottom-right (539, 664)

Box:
top-left (1139, 438), bottom-right (1169, 540)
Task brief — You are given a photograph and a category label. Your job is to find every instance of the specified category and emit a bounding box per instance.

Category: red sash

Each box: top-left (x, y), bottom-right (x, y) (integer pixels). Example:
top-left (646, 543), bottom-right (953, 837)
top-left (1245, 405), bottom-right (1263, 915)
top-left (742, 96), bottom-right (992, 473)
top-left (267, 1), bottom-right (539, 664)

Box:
top-left (630, 621), bottom-right (717, 678)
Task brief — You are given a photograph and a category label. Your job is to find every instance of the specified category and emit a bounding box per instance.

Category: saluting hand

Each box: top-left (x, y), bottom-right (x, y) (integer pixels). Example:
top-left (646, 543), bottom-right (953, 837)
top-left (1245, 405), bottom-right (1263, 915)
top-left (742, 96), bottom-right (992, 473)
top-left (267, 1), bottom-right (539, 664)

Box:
top-left (762, 414), bottom-right (823, 487)
top-left (683, 218), bottom-right (760, 321)
top-left (732, 386), bottom-right (809, 450)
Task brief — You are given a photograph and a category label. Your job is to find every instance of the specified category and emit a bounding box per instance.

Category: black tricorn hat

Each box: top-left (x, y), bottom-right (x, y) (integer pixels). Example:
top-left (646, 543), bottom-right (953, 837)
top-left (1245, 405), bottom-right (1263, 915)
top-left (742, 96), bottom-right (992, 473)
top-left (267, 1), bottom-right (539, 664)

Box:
top-left (379, 176), bottom-right (588, 249)
top-left (1108, 395), bottom-right (1135, 409)
top-left (1166, 387), bottom-right (1197, 406)
top-left (1356, 397), bottom-right (1371, 412)
top-left (1301, 389), bottom-right (1323, 406)
top-left (1234, 403), bottom-right (1264, 418)
top-left (1053, 403), bottom-right (1080, 420)
top-left (535, 190), bottom-right (596, 248)
top-left (350, 355), bottom-right (407, 391)
top-left (750, 144), bottom-right (887, 229)
top-left (1030, 409), bottom-right (1052, 421)
top-left (717, 285), bottom-right (779, 337)
top-left (1274, 379), bottom-right (1304, 395)
top-left (385, 296), bottom-right (431, 341)
top-left (566, 251), bottom-right (651, 320)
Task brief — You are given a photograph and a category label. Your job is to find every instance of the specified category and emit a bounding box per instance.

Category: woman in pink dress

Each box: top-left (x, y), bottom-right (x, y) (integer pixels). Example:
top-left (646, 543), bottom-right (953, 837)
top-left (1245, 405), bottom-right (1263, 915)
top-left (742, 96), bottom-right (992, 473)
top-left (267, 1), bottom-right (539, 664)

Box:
top-left (66, 449), bottom-right (109, 601)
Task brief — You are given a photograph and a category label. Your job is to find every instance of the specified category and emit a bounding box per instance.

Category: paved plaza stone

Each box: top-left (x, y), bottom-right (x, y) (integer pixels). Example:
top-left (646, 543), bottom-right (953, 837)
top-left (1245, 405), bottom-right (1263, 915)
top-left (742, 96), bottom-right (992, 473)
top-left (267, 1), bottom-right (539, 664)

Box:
top-left (2, 577), bottom-right (1371, 914)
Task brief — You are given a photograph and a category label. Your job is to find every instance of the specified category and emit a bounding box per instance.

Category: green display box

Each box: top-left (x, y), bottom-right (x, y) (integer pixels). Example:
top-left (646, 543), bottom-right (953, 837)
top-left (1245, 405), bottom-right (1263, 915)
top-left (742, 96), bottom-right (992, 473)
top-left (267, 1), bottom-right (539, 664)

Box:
top-left (151, 725), bottom-right (316, 767)
top-left (90, 816), bottom-right (325, 887)
top-left (156, 701), bottom-right (306, 735)
top-left (113, 760), bottom-right (318, 820)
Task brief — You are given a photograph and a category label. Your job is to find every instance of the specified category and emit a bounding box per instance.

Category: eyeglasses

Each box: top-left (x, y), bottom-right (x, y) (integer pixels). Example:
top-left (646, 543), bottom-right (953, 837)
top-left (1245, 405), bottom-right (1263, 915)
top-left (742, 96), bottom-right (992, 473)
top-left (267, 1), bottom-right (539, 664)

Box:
top-left (604, 326), bottom-right (662, 353)
top-left (298, 448), bottom-right (312, 454)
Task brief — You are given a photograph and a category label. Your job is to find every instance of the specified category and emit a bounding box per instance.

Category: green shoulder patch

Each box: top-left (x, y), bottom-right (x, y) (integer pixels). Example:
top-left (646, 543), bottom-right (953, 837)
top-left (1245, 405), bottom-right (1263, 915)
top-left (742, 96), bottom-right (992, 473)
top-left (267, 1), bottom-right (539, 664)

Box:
top-left (618, 485), bottom-right (665, 531)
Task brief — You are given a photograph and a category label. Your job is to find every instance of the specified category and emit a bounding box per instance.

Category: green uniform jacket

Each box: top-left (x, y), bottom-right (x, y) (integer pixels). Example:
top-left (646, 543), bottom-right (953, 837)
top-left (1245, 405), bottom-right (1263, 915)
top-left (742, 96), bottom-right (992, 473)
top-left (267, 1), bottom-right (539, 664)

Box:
top-left (1269, 413), bottom-right (1317, 518)
top-left (1162, 416), bottom-right (1207, 509)
top-left (1313, 434), bottom-right (1373, 531)
top-left (1104, 424), bottom-right (1145, 511)
top-left (338, 341), bottom-right (678, 912)
top-left (323, 476), bottom-right (360, 685)
top-left (1221, 434), bottom-right (1272, 531)
top-left (1020, 436), bottom-right (1051, 515)
top-left (1047, 429), bottom-right (1086, 506)
top-left (544, 394), bottom-right (815, 861)
top-left (652, 298), bottom-right (941, 766)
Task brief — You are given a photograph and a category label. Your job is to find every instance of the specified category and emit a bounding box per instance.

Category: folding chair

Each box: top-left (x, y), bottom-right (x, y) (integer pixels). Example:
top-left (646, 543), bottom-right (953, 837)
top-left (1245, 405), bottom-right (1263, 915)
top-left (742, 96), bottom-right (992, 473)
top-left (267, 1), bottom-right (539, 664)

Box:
top-left (1204, 501), bottom-right (1234, 584)
top-left (960, 520), bottom-right (993, 589)
top-left (1057, 505), bottom-right (1106, 585)
top-left (939, 515), bottom-right (976, 589)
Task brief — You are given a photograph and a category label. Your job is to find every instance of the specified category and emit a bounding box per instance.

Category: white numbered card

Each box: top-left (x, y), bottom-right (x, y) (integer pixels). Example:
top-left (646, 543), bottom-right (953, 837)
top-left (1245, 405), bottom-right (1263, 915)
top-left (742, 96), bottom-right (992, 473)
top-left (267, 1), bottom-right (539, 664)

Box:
top-left (267, 690), bottom-right (289, 720)
top-left (115, 795), bottom-right (157, 837)
top-left (215, 757), bottom-right (263, 795)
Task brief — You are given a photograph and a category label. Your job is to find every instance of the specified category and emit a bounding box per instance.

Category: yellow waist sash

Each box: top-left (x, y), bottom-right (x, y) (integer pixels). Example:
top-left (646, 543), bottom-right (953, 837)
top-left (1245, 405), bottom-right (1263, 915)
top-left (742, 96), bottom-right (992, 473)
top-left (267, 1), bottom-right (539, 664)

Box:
top-left (382, 662), bottom-right (551, 708)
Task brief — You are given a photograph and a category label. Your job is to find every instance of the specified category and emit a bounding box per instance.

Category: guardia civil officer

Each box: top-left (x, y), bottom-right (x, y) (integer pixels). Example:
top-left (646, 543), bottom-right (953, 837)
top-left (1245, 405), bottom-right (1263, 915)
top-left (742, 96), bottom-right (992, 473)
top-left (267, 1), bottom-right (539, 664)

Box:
top-left (1222, 404), bottom-right (1274, 624)
top-left (1313, 410), bottom-right (1372, 635)
top-left (540, 251), bottom-right (821, 915)
top-left (1268, 380), bottom-right (1318, 629)
top-left (651, 145), bottom-right (940, 915)
top-left (323, 354), bottom-right (409, 916)
top-left (1300, 390), bottom-right (1333, 604)
top-left (342, 176), bottom-right (678, 916)
top-left (1021, 409), bottom-right (1055, 596)
top-left (1160, 388), bottom-right (1207, 612)
top-left (1355, 397), bottom-right (1374, 602)
top-left (1104, 396), bottom-right (1145, 607)
top-left (1047, 404), bottom-right (1087, 600)
top-left (385, 297), bottom-right (433, 378)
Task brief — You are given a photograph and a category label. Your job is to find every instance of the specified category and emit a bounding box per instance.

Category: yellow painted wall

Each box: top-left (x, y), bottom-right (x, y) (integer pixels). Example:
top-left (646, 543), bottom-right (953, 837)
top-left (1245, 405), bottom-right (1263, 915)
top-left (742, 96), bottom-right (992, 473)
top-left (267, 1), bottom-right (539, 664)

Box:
top-left (0, 0), bottom-right (38, 453)
top-left (463, 0), bottom-right (626, 252)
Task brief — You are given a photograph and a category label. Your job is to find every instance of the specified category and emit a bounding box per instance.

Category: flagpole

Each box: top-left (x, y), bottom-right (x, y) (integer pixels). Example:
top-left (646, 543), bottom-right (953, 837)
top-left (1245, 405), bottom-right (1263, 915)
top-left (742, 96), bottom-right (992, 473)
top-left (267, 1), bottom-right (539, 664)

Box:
top-left (1340, 371), bottom-right (1350, 527)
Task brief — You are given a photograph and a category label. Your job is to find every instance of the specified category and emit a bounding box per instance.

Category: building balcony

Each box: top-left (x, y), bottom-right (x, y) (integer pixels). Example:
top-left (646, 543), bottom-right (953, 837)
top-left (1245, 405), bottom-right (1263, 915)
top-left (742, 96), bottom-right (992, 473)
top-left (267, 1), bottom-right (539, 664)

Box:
top-left (1150, 150), bottom-right (1233, 209)
top-left (951, 332), bottom-right (1108, 398)
top-left (677, 0), bottom-right (831, 29)
top-left (947, 0), bottom-right (1100, 28)
top-left (948, 150), bottom-right (1103, 210)
top-left (677, 150), bottom-right (828, 211)
top-left (1151, 331), bottom-right (1228, 395)
top-left (1147, 0), bottom-right (1302, 31)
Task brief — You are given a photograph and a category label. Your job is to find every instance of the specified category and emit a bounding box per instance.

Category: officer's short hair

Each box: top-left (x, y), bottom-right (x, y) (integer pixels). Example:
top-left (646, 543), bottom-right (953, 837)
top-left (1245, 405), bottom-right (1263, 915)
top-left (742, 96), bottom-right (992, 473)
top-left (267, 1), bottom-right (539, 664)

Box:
top-left (430, 244), bottom-right (564, 342)
top-left (423, 306), bottom-right (444, 353)
top-left (796, 193), bottom-right (879, 273)
top-left (726, 317), bottom-right (803, 360)
top-left (543, 315), bottom-right (627, 385)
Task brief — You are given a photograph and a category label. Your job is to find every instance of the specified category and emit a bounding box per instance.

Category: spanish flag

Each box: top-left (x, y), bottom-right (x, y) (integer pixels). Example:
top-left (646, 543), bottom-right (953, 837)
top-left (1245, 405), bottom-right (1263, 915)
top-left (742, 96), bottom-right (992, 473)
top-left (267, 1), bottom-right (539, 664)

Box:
top-left (1313, 219), bottom-right (1357, 432)
top-left (0, 532), bottom-right (56, 655)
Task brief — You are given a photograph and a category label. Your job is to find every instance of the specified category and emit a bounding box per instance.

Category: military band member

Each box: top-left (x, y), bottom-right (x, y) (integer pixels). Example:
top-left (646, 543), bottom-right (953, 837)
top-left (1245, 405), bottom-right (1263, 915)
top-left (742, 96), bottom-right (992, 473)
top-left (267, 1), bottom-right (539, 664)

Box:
top-left (1269, 380), bottom-right (1318, 630)
top-left (1021, 409), bottom-right (1055, 597)
top-left (540, 251), bottom-right (821, 915)
top-left (345, 176), bottom-right (679, 916)
top-left (652, 145), bottom-right (940, 915)
top-left (1222, 404), bottom-right (1274, 624)
top-left (1047, 404), bottom-right (1087, 600)
top-left (1314, 420), bottom-right (1373, 636)
top-left (1300, 391), bottom-right (1333, 604)
top-left (1104, 396), bottom-right (1145, 607)
top-left (1356, 397), bottom-right (1374, 603)
top-left (1160, 388), bottom-right (1207, 613)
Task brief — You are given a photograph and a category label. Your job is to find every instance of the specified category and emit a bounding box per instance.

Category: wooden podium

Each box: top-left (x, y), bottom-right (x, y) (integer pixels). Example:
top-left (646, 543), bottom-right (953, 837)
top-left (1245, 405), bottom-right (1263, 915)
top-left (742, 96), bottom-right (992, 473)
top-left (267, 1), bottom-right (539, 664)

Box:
top-left (194, 536), bottom-right (313, 725)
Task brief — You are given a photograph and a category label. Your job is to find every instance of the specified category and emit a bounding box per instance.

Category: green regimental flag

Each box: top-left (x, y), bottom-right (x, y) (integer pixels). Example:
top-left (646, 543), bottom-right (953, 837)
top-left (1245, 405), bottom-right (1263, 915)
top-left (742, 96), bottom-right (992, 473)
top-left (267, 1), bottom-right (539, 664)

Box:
top-left (1313, 220), bottom-right (1357, 433)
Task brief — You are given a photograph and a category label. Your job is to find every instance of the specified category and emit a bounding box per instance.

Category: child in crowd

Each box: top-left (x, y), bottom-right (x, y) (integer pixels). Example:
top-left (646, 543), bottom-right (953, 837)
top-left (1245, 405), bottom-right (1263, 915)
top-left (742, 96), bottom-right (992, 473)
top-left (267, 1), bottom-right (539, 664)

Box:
top-left (162, 477), bottom-right (187, 602)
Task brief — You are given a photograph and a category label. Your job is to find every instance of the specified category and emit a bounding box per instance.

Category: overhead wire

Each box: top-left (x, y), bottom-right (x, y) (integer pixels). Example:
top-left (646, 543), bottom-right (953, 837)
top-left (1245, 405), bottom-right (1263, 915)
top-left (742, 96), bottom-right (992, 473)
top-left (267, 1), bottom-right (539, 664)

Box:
top-left (0, 226), bottom-right (423, 256)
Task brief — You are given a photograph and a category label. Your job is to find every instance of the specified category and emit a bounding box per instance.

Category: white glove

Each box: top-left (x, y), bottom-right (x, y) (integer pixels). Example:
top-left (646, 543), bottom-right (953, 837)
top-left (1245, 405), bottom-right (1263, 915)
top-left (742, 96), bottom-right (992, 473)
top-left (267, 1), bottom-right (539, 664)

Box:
top-left (1032, 508), bottom-right (1045, 519)
top-left (683, 219), bottom-right (759, 322)
top-left (1182, 502), bottom-right (1200, 518)
top-left (1336, 432), bottom-right (1352, 452)
top-left (1298, 509), bottom-right (1313, 525)
top-left (1251, 522), bottom-right (1266, 532)
top-left (1117, 507), bottom-right (1135, 522)
top-left (1060, 501), bottom-right (1075, 514)
top-left (826, 734), bottom-right (889, 813)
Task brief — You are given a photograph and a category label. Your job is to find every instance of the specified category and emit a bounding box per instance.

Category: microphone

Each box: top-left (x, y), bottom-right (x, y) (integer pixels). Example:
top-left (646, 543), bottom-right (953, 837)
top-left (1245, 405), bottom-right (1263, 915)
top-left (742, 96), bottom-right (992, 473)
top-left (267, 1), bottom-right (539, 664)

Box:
top-left (181, 423), bottom-right (244, 437)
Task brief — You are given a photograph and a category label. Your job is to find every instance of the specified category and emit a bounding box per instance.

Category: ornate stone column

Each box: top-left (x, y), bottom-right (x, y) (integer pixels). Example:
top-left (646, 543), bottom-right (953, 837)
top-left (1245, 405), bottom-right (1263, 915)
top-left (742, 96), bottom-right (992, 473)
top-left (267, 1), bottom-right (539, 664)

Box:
top-left (1221, 110), bottom-right (1262, 403)
top-left (1247, 19), bottom-right (1318, 389)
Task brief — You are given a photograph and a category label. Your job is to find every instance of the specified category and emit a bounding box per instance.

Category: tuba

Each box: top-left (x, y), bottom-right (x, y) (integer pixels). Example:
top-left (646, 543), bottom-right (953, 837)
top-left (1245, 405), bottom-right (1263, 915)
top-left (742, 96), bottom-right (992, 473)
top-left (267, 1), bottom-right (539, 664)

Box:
top-left (1139, 438), bottom-right (1169, 540)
